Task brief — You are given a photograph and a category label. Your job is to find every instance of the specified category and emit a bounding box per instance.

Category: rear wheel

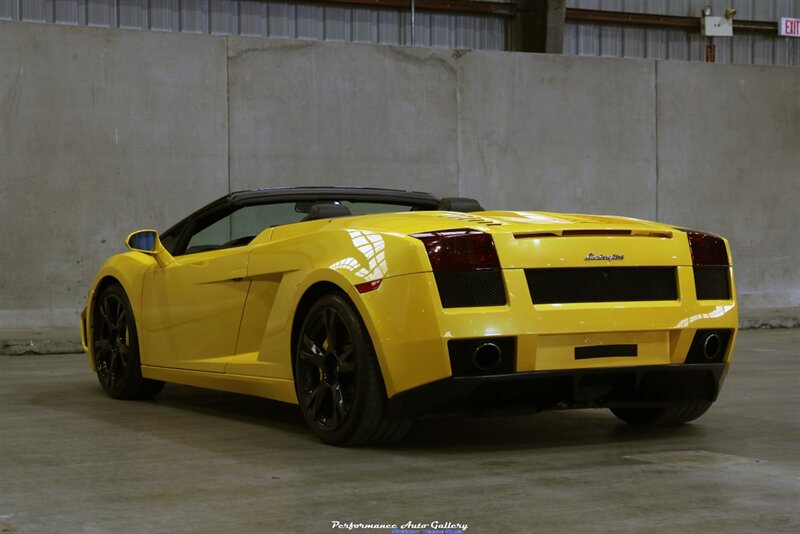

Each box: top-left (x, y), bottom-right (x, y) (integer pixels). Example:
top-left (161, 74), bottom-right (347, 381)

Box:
top-left (294, 293), bottom-right (411, 445)
top-left (92, 284), bottom-right (164, 400)
top-left (611, 401), bottom-right (712, 425)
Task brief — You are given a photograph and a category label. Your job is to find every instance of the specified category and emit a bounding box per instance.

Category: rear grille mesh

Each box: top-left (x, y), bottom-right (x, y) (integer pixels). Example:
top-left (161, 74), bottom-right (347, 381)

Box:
top-left (694, 267), bottom-right (731, 300)
top-left (435, 271), bottom-right (506, 308)
top-left (526, 267), bottom-right (678, 304)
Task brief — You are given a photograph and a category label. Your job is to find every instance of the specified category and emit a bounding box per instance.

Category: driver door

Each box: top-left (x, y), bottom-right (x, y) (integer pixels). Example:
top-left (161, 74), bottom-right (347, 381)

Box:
top-left (139, 247), bottom-right (249, 372)
top-left (139, 209), bottom-right (256, 372)
top-left (138, 201), bottom-right (306, 372)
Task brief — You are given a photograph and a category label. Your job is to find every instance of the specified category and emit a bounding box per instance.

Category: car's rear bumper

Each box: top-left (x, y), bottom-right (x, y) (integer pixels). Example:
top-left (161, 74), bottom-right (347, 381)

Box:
top-left (388, 363), bottom-right (728, 419)
top-left (358, 271), bottom-right (738, 398)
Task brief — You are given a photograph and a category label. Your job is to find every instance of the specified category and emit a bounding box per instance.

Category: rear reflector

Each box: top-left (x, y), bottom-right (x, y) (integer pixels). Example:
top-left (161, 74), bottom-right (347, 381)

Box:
top-left (354, 280), bottom-right (382, 294)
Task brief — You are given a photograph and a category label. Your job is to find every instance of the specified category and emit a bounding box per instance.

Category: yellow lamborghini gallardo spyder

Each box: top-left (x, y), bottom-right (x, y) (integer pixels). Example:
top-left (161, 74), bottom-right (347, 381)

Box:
top-left (81, 187), bottom-right (737, 445)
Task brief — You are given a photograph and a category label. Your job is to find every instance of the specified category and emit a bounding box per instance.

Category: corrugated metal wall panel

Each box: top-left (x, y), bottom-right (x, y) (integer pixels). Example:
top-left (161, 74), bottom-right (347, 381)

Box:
top-left (352, 8), bottom-right (378, 43)
top-left (647, 28), bottom-right (667, 60)
top-left (412, 11), bottom-right (429, 46)
top-left (181, 0), bottom-right (208, 34)
top-left (566, 0), bottom-right (800, 65)
top-left (480, 16), bottom-right (504, 49)
top-left (623, 27), bottom-right (645, 56)
top-left (55, 0), bottom-right (81, 25)
top-left (431, 12), bottom-right (448, 47)
top-left (0, 1), bottom-right (16, 21)
top-left (323, 5), bottom-right (349, 41)
top-left (87, 0), bottom-right (114, 27)
top-left (4, 0), bottom-right (794, 62)
top-left (294, 4), bottom-right (319, 39)
top-left (569, 0), bottom-right (799, 20)
top-left (267, 3), bottom-right (294, 38)
top-left (151, 0), bottom-right (180, 32)
top-left (209, 0), bottom-right (236, 35)
top-left (377, 9), bottom-right (400, 45)
top-left (238, 0), bottom-right (264, 36)
top-left (666, 29), bottom-right (687, 60)
top-left (0, 0), bottom-right (504, 50)
top-left (21, 0), bottom-right (50, 23)
top-left (119, 0), bottom-right (147, 30)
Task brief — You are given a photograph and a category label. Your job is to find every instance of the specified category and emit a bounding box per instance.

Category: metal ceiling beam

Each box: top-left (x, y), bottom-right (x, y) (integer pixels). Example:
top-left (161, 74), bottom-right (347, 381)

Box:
top-left (565, 8), bottom-right (779, 35)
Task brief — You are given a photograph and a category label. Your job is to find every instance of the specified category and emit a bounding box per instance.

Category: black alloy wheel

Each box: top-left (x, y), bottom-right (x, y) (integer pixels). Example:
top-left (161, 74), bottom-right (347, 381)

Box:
top-left (297, 304), bottom-right (357, 431)
top-left (295, 293), bottom-right (411, 445)
top-left (92, 284), bottom-right (164, 399)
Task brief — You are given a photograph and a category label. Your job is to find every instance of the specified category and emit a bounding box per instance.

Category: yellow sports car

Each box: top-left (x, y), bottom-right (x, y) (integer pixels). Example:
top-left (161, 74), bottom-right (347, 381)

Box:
top-left (81, 187), bottom-right (737, 445)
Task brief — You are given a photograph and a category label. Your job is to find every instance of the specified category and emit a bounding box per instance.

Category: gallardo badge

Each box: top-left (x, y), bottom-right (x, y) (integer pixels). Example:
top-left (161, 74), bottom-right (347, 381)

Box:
top-left (585, 252), bottom-right (624, 261)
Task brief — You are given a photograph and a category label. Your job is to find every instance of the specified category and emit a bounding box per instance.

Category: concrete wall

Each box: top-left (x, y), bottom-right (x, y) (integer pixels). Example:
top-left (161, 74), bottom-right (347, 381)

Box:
top-left (227, 39), bottom-right (459, 196)
top-left (0, 22), bottom-right (229, 328)
top-left (1, 21), bottom-right (797, 329)
top-left (656, 61), bottom-right (800, 312)
top-left (457, 51), bottom-right (657, 219)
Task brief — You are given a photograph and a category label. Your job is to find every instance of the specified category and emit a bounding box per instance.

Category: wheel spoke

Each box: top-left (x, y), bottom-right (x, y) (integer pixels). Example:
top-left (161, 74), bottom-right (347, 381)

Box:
top-left (300, 335), bottom-right (326, 368)
top-left (305, 383), bottom-right (327, 421)
top-left (99, 300), bottom-right (114, 330)
top-left (114, 308), bottom-right (126, 332)
top-left (114, 298), bottom-right (124, 326)
top-left (95, 345), bottom-right (111, 382)
top-left (323, 308), bottom-right (338, 351)
top-left (331, 384), bottom-right (347, 425)
top-left (117, 346), bottom-right (129, 370)
top-left (108, 351), bottom-right (120, 386)
top-left (336, 345), bottom-right (355, 374)
top-left (96, 365), bottom-right (109, 386)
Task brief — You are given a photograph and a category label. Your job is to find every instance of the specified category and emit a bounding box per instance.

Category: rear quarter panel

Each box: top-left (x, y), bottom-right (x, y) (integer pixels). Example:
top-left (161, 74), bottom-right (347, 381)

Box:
top-left (237, 220), bottom-right (433, 389)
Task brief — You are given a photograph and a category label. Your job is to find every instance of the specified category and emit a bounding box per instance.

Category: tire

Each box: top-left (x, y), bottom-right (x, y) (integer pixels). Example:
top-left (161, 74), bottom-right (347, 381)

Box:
top-left (294, 293), bottom-right (411, 446)
top-left (610, 401), bottom-right (712, 426)
top-left (92, 284), bottom-right (165, 400)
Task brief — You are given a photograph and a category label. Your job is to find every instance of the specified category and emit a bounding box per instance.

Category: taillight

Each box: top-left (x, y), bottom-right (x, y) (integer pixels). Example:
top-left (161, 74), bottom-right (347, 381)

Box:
top-left (686, 231), bottom-right (730, 266)
top-left (412, 229), bottom-right (501, 271)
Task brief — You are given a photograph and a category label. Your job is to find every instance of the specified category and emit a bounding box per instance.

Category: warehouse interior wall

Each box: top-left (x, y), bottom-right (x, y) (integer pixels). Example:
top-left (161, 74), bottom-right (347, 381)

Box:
top-left (1, 21), bottom-right (797, 329)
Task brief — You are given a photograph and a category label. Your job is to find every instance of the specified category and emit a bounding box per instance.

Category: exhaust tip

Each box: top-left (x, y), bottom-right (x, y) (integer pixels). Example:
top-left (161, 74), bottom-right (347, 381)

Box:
top-left (685, 329), bottom-right (731, 364)
top-left (703, 333), bottom-right (722, 361)
top-left (470, 342), bottom-right (503, 372)
top-left (448, 337), bottom-right (516, 377)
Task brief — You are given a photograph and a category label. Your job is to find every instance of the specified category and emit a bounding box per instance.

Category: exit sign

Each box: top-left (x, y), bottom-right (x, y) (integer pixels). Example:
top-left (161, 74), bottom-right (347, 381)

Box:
top-left (780, 17), bottom-right (800, 37)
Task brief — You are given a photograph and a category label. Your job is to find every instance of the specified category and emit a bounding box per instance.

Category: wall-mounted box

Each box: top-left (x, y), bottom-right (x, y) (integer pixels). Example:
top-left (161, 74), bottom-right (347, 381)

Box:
top-left (702, 16), bottom-right (733, 37)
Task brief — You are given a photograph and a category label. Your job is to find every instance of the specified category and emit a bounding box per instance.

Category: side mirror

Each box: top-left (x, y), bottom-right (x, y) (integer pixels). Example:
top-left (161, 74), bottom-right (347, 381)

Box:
top-left (124, 230), bottom-right (174, 267)
top-left (126, 230), bottom-right (158, 253)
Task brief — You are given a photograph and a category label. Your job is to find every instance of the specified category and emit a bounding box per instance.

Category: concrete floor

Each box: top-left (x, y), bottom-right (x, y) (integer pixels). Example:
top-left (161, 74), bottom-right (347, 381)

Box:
top-left (1, 329), bottom-right (798, 534)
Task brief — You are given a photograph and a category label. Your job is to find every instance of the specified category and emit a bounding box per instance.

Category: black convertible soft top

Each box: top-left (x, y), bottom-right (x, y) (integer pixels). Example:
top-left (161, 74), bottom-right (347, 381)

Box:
top-left (158, 187), bottom-right (443, 255)
top-left (227, 186), bottom-right (441, 208)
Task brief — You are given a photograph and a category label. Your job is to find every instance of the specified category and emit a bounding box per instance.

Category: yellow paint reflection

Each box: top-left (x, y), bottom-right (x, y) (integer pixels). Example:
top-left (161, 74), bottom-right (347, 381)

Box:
top-left (329, 230), bottom-right (387, 280)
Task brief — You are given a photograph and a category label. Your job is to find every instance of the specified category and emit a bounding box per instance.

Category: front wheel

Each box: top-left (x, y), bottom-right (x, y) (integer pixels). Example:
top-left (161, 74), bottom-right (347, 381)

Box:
top-left (92, 284), bottom-right (164, 400)
top-left (294, 293), bottom-right (411, 446)
top-left (610, 401), bottom-right (712, 426)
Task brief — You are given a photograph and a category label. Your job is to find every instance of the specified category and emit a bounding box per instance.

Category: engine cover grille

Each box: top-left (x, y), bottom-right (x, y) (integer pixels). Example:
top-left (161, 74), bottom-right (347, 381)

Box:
top-left (525, 267), bottom-right (678, 304)
top-left (693, 267), bottom-right (731, 300)
top-left (435, 270), bottom-right (506, 308)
